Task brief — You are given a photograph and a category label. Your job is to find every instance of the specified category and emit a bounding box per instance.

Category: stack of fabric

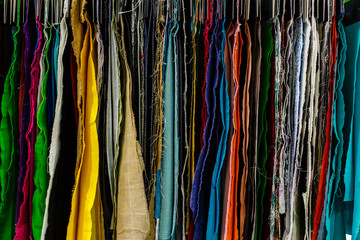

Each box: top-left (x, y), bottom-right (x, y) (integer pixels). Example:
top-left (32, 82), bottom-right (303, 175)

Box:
top-left (0, 0), bottom-right (359, 239)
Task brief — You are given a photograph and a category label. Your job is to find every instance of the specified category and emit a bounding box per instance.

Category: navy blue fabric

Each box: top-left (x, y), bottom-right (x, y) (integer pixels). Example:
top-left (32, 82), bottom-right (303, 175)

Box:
top-left (191, 19), bottom-right (222, 240)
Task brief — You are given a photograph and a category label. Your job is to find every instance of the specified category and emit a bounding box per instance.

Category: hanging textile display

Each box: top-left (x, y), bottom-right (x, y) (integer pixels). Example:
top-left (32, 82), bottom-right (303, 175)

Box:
top-left (1, 0), bottom-right (360, 239)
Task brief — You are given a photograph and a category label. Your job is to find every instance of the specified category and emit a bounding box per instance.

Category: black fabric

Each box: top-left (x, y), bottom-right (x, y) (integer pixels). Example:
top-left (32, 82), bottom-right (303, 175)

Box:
top-left (175, 0), bottom-right (194, 236)
top-left (344, 0), bottom-right (360, 25)
top-left (0, 25), bottom-right (13, 104)
top-left (98, 1), bottom-right (113, 238)
top-left (45, 35), bottom-right (77, 240)
top-left (141, 0), bottom-right (157, 201)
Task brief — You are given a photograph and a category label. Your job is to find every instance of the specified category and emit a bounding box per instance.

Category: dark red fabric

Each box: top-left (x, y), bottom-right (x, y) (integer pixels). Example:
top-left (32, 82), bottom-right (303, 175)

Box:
top-left (70, 47), bottom-right (78, 127)
top-left (312, 17), bottom-right (338, 240)
top-left (187, 220), bottom-right (195, 240)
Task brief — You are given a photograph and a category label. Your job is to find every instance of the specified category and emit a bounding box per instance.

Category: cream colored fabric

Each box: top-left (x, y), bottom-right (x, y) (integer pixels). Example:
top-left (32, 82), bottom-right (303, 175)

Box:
top-left (106, 21), bottom-right (121, 200)
top-left (94, 23), bottom-right (104, 127)
top-left (116, 16), bottom-right (150, 240)
top-left (302, 15), bottom-right (319, 240)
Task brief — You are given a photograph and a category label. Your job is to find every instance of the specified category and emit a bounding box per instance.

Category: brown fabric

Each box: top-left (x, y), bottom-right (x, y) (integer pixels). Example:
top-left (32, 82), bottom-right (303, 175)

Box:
top-left (239, 20), bottom-right (252, 239)
top-left (70, 0), bottom-right (85, 175)
top-left (250, 18), bottom-right (262, 240)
